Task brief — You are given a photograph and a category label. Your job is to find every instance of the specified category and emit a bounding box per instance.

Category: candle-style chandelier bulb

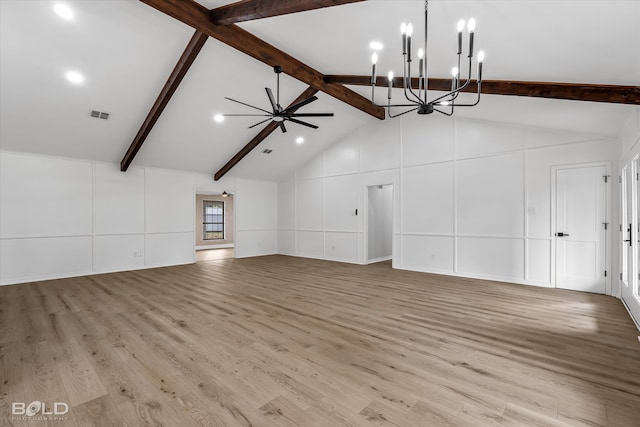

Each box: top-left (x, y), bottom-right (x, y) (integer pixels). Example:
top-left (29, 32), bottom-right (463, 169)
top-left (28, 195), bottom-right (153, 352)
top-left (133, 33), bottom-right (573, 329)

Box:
top-left (467, 18), bottom-right (476, 32)
top-left (372, 52), bottom-right (378, 64)
top-left (368, 0), bottom-right (485, 117)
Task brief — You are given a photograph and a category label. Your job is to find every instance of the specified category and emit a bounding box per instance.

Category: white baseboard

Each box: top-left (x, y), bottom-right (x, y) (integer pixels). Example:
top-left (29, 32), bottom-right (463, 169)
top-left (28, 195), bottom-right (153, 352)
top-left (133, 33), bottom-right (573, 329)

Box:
top-left (367, 255), bottom-right (392, 264)
top-left (196, 244), bottom-right (234, 250)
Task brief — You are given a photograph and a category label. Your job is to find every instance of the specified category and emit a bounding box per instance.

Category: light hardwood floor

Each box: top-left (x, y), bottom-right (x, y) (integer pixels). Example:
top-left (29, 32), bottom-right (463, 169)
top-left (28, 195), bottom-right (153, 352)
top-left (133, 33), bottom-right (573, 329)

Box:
top-left (1, 255), bottom-right (639, 426)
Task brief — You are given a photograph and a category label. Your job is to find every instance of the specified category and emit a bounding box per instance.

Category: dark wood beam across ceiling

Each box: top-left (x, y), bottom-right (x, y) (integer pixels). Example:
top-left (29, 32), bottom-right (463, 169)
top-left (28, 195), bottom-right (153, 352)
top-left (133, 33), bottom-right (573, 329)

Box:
top-left (324, 75), bottom-right (640, 105)
top-left (214, 86), bottom-right (320, 181)
top-left (210, 0), bottom-right (366, 25)
top-left (139, 0), bottom-right (384, 121)
top-left (121, 30), bottom-right (208, 172)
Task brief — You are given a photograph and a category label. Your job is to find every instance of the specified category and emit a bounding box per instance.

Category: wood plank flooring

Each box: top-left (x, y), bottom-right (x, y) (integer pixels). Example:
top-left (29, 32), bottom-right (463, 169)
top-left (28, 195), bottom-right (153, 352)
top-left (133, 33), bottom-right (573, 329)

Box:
top-left (1, 255), bottom-right (639, 426)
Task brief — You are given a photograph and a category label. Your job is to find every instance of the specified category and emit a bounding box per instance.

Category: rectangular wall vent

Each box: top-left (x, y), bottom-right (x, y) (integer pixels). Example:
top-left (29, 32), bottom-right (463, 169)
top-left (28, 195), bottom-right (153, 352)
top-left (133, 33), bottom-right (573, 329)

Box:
top-left (89, 110), bottom-right (110, 120)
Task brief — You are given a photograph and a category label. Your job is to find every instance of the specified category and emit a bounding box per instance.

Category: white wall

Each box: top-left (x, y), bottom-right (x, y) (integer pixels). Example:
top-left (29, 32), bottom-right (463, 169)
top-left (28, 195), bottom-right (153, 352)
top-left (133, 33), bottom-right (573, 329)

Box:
top-left (0, 151), bottom-right (277, 285)
top-left (619, 107), bottom-right (640, 326)
top-left (278, 114), bottom-right (620, 292)
top-left (234, 178), bottom-right (278, 258)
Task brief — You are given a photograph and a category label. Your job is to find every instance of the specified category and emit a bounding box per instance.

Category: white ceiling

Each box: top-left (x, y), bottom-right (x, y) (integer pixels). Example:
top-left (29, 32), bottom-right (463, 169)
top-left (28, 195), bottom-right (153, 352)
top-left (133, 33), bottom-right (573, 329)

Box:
top-left (1, 0), bottom-right (638, 182)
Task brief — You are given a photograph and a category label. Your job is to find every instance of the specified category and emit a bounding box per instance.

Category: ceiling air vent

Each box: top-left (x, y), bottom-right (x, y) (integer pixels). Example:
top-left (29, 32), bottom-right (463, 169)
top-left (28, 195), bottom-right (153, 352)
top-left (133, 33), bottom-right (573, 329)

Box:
top-left (89, 110), bottom-right (110, 120)
top-left (262, 149), bottom-right (273, 154)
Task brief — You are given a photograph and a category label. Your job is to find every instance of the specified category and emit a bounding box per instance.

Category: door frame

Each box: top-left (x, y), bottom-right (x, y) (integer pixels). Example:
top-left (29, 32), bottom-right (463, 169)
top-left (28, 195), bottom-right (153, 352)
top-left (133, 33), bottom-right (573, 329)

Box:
top-left (193, 184), bottom-right (236, 260)
top-left (363, 183), bottom-right (394, 265)
top-left (550, 161), bottom-right (611, 294)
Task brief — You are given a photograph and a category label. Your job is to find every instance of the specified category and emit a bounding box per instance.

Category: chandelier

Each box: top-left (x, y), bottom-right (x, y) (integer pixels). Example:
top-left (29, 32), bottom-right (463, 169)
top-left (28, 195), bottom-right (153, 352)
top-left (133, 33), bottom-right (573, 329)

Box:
top-left (369, 0), bottom-right (485, 118)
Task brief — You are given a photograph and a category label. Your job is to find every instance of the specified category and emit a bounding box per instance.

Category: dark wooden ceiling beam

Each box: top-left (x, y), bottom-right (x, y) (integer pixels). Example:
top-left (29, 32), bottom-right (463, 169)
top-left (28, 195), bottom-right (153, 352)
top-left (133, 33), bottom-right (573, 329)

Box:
top-left (210, 0), bottom-right (366, 25)
top-left (214, 86), bottom-right (319, 181)
top-left (139, 0), bottom-right (384, 120)
top-left (121, 30), bottom-right (208, 171)
top-left (323, 75), bottom-right (640, 105)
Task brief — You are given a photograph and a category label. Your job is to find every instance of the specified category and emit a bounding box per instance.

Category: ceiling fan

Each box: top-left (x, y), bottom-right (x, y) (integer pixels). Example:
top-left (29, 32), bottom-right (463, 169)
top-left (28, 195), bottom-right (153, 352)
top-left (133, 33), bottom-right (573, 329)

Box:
top-left (223, 66), bottom-right (333, 133)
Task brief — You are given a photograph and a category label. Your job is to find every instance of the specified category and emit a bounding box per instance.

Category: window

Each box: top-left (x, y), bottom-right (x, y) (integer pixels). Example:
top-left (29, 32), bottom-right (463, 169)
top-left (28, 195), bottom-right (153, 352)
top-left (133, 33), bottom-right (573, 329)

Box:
top-left (203, 200), bottom-right (224, 240)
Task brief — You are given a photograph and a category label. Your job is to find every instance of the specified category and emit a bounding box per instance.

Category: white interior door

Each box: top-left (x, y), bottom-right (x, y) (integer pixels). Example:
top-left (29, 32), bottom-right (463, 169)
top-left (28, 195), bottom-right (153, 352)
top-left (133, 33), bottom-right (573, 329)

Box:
top-left (555, 165), bottom-right (607, 293)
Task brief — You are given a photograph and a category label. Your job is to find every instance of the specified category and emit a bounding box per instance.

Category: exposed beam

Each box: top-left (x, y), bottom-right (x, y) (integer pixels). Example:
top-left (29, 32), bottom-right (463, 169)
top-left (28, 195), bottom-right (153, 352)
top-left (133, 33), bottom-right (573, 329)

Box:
top-left (210, 0), bottom-right (366, 25)
top-left (323, 75), bottom-right (640, 105)
top-left (214, 87), bottom-right (319, 181)
top-left (139, 0), bottom-right (384, 120)
top-left (121, 30), bottom-right (208, 171)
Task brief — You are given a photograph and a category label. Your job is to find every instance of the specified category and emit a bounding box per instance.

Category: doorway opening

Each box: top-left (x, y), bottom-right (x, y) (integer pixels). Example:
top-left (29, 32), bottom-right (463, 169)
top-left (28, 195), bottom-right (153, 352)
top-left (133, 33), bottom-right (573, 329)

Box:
top-left (366, 184), bottom-right (393, 264)
top-left (194, 187), bottom-right (235, 262)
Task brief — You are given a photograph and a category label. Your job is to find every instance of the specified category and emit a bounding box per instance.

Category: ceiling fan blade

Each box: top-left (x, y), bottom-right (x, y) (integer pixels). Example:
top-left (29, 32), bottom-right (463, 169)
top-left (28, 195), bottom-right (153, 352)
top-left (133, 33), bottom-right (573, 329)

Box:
top-left (224, 97), bottom-right (272, 114)
top-left (279, 121), bottom-right (287, 133)
top-left (223, 114), bottom-right (272, 117)
top-left (288, 113), bottom-right (334, 117)
top-left (248, 118), bottom-right (274, 129)
top-left (266, 87), bottom-right (278, 112)
top-left (283, 96), bottom-right (318, 113)
top-left (286, 117), bottom-right (319, 129)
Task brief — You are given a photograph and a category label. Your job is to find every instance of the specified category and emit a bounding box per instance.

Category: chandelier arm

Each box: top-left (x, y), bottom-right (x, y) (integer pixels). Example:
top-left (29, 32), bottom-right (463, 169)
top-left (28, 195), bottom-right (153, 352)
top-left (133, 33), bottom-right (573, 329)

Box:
top-left (428, 78), bottom-right (472, 105)
top-left (433, 107), bottom-right (454, 116)
top-left (448, 91), bottom-right (481, 107)
top-left (388, 106), bottom-right (418, 118)
top-left (406, 61), bottom-right (424, 105)
top-left (401, 60), bottom-right (423, 105)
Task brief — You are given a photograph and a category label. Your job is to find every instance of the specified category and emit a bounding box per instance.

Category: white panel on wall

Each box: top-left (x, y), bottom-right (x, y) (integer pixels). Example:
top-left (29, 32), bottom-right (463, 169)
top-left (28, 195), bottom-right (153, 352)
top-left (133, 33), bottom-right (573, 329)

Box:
top-left (455, 119), bottom-right (523, 158)
top-left (402, 114), bottom-right (454, 167)
top-left (324, 175), bottom-right (359, 231)
top-left (235, 179), bottom-right (277, 231)
top-left (457, 152), bottom-right (525, 236)
top-left (278, 180), bottom-right (296, 229)
top-left (457, 237), bottom-right (525, 280)
top-left (527, 238), bottom-right (551, 284)
top-left (296, 179), bottom-right (324, 230)
top-left (525, 128), bottom-right (596, 150)
top-left (236, 230), bottom-right (277, 258)
top-left (145, 168), bottom-right (194, 233)
top-left (278, 230), bottom-right (295, 255)
top-left (94, 234), bottom-right (145, 272)
top-left (325, 232), bottom-right (358, 262)
top-left (402, 162), bottom-right (454, 234)
top-left (401, 235), bottom-right (454, 273)
top-left (94, 163), bottom-right (144, 235)
top-left (359, 119), bottom-right (400, 173)
top-left (622, 108), bottom-right (640, 154)
top-left (296, 230), bottom-right (324, 258)
top-left (324, 137), bottom-right (360, 177)
top-left (0, 236), bottom-right (92, 283)
top-left (145, 232), bottom-right (193, 267)
top-left (0, 153), bottom-right (92, 238)
top-left (296, 153), bottom-right (325, 180)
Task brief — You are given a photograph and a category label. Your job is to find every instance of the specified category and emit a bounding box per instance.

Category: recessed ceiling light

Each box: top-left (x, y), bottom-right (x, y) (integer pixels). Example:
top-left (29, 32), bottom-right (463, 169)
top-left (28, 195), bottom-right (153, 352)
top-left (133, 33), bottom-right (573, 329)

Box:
top-left (296, 137), bottom-right (304, 144)
top-left (214, 114), bottom-right (224, 123)
top-left (65, 71), bottom-right (84, 84)
top-left (369, 41), bottom-right (384, 51)
top-left (54, 4), bottom-right (73, 20)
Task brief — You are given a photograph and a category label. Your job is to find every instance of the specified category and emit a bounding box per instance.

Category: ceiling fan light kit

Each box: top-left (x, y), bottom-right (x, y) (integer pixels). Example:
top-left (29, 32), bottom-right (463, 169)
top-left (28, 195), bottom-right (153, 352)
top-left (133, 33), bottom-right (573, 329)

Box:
top-left (223, 66), bottom-right (334, 133)
top-left (370, 0), bottom-right (485, 118)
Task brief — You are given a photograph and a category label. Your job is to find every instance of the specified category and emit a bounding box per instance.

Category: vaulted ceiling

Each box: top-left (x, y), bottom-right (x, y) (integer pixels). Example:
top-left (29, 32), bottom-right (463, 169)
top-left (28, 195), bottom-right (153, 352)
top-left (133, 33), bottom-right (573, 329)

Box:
top-left (1, 1), bottom-right (639, 182)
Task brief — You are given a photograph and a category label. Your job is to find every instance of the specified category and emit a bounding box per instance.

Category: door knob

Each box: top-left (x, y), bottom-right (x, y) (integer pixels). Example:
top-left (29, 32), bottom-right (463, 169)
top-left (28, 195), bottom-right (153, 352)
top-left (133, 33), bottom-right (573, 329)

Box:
top-left (556, 232), bottom-right (569, 237)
